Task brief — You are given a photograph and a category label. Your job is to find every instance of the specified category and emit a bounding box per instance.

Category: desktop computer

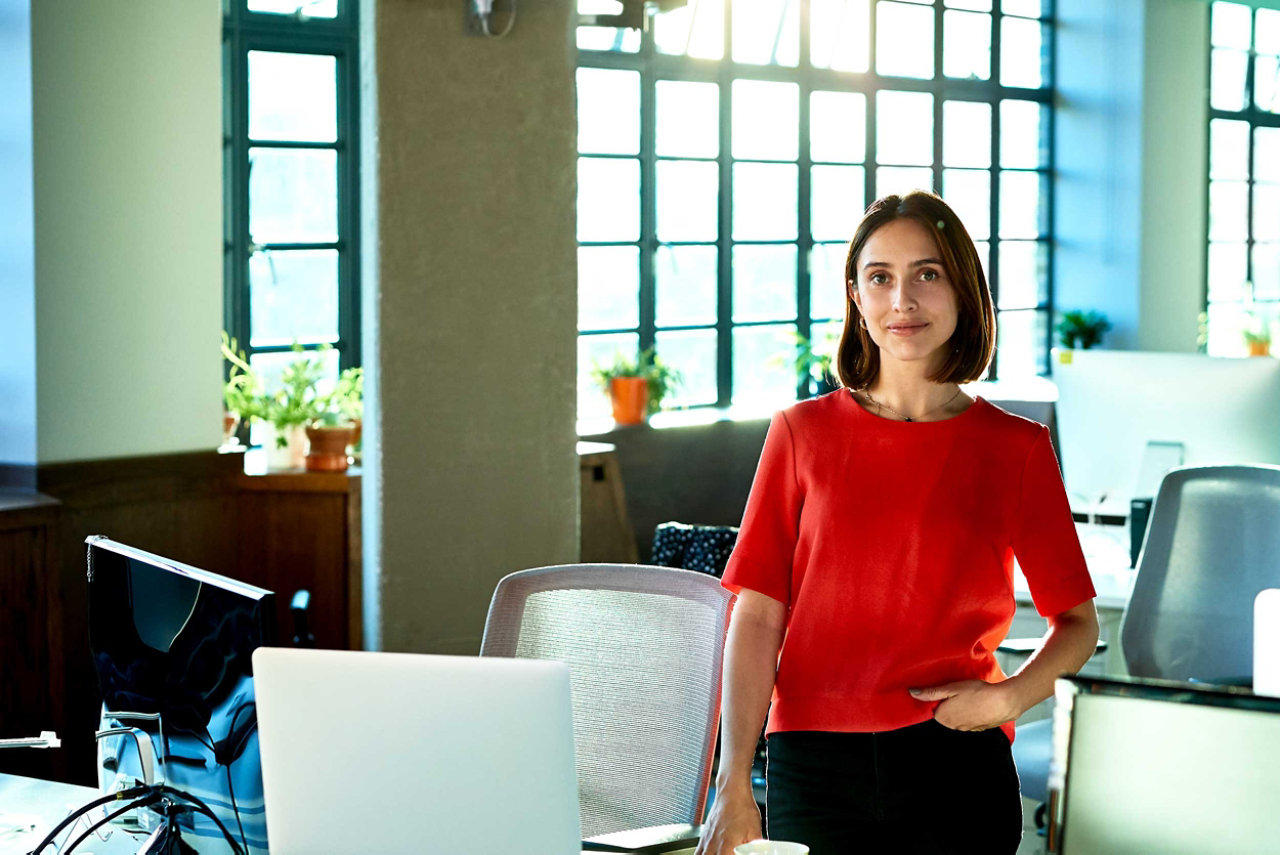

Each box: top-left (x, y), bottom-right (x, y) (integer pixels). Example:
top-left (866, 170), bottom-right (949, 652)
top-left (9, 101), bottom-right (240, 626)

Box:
top-left (1052, 349), bottom-right (1280, 513)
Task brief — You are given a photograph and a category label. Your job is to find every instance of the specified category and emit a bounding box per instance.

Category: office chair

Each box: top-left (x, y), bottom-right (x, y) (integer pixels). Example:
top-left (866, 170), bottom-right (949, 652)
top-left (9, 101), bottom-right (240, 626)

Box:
top-left (1013, 464), bottom-right (1280, 823)
top-left (650, 521), bottom-right (739, 578)
top-left (480, 563), bottom-right (733, 840)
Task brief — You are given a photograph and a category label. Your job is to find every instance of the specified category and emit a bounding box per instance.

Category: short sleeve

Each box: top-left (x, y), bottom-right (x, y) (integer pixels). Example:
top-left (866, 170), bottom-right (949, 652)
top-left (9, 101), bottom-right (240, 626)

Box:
top-left (1013, 428), bottom-right (1097, 617)
top-left (721, 412), bottom-right (802, 607)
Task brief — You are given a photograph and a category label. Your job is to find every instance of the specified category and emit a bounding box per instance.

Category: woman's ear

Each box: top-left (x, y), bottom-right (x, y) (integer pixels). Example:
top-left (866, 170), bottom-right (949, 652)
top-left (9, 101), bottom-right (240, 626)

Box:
top-left (848, 278), bottom-right (861, 310)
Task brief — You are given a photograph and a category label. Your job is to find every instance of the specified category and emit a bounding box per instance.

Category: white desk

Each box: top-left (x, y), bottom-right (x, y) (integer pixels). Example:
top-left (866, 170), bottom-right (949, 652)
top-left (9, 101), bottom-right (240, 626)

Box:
top-left (0, 772), bottom-right (149, 855)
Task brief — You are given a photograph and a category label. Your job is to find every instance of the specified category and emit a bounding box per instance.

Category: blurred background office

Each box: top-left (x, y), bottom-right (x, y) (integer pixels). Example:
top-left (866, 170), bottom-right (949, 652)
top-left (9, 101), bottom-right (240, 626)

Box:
top-left (0, 0), bottom-right (1267, 785)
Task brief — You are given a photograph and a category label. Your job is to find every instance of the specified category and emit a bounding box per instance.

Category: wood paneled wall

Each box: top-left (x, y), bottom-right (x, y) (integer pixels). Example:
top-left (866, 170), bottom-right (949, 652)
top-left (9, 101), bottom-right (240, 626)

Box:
top-left (0, 451), bottom-right (361, 785)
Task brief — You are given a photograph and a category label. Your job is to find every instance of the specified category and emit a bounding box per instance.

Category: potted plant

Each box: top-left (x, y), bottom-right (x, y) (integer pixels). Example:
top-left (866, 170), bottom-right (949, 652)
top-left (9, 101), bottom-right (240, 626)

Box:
top-left (1056, 310), bottom-right (1112, 350)
top-left (1245, 315), bottom-right (1272, 357)
top-left (305, 366), bottom-right (363, 472)
top-left (262, 344), bottom-right (330, 469)
top-left (793, 333), bottom-right (840, 395)
top-left (591, 347), bottom-right (681, 425)
top-left (221, 332), bottom-right (265, 446)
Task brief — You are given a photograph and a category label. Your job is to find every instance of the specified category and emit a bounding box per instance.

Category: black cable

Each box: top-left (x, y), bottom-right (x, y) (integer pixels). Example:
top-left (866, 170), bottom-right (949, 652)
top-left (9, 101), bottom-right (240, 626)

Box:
top-left (225, 762), bottom-right (247, 852)
top-left (220, 702), bottom-right (256, 852)
top-left (60, 792), bottom-right (163, 855)
top-left (25, 785), bottom-right (153, 855)
top-left (160, 785), bottom-right (245, 855)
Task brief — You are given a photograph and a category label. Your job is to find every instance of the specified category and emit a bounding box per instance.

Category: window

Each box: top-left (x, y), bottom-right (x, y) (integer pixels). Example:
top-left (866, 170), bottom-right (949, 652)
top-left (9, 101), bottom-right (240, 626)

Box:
top-left (223, 0), bottom-right (360, 393)
top-left (575, 0), bottom-right (1054, 420)
top-left (1207, 1), bottom-right (1280, 356)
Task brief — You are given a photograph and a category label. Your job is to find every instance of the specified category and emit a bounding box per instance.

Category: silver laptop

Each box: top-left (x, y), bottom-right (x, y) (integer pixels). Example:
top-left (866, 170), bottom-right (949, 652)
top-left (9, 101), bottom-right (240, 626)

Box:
top-left (252, 648), bottom-right (581, 855)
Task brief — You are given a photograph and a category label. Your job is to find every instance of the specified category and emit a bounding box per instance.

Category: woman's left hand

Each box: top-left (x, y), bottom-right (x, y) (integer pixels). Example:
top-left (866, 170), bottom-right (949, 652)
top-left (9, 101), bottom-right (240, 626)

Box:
top-left (908, 680), bottom-right (1023, 731)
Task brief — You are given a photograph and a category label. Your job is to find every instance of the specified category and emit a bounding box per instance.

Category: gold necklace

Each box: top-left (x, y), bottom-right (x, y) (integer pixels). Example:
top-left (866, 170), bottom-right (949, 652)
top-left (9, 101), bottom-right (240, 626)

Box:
top-left (861, 387), bottom-right (963, 423)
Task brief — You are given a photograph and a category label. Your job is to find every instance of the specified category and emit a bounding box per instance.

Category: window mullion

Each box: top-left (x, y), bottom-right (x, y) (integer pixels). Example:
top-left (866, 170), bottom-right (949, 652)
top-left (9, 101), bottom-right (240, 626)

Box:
top-left (640, 62), bottom-right (657, 355)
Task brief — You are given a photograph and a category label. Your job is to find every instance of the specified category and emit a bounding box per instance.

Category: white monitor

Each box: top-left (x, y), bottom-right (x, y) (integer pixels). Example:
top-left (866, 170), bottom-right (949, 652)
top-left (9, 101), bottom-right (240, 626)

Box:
top-left (1053, 676), bottom-right (1280, 854)
top-left (1052, 349), bottom-right (1280, 510)
top-left (252, 648), bottom-right (582, 855)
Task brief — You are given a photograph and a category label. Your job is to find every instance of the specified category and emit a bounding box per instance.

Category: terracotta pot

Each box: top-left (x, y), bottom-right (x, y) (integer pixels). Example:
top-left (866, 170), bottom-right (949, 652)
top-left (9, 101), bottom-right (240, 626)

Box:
top-left (609, 377), bottom-right (649, 425)
top-left (305, 424), bottom-right (356, 472)
top-left (222, 412), bottom-right (240, 446)
top-left (1248, 340), bottom-right (1271, 357)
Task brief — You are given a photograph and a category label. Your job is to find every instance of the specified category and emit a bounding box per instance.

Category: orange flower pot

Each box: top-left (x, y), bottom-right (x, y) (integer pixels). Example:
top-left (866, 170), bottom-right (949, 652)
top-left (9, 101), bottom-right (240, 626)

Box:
top-left (609, 377), bottom-right (649, 425)
top-left (305, 424), bottom-right (356, 472)
top-left (1249, 340), bottom-right (1271, 357)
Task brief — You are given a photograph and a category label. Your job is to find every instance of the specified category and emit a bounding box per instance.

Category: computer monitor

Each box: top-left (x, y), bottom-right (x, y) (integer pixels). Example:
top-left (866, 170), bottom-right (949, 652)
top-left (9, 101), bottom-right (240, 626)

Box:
top-left (1051, 675), bottom-right (1280, 854)
top-left (86, 536), bottom-right (276, 853)
top-left (1052, 349), bottom-right (1280, 510)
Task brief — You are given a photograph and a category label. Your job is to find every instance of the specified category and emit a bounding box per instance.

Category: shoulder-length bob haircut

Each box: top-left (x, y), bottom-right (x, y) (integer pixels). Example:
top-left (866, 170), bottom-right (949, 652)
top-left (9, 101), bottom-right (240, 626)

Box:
top-left (836, 191), bottom-right (996, 390)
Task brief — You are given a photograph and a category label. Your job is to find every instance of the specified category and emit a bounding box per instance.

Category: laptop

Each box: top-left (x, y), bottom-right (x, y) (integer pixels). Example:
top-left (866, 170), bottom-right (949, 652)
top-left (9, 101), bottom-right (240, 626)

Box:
top-left (1052, 675), bottom-right (1280, 854)
top-left (252, 648), bottom-right (582, 855)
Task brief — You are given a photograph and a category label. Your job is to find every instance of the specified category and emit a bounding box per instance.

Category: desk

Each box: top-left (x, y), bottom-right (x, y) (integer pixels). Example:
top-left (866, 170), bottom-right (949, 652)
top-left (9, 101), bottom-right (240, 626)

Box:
top-left (1, 773), bottom-right (700, 855)
top-left (0, 773), bottom-right (148, 855)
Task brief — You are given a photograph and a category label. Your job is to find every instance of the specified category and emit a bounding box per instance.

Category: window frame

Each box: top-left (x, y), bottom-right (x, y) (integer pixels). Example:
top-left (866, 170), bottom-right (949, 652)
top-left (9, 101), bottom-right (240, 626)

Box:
top-left (222, 1), bottom-right (362, 372)
top-left (576, 0), bottom-right (1057, 414)
top-left (1204, 1), bottom-right (1280, 353)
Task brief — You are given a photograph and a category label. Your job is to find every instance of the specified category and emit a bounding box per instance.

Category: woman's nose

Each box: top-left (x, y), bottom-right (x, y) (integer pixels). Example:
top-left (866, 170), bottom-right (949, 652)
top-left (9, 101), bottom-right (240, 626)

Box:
top-left (893, 282), bottom-right (918, 310)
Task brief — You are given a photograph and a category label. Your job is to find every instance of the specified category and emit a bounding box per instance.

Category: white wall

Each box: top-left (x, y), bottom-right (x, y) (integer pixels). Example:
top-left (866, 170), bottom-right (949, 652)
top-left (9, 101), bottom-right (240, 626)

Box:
top-left (30, 0), bottom-right (222, 463)
top-left (1139, 0), bottom-right (1208, 352)
top-left (1055, 0), bottom-right (1146, 349)
top-left (1056, 0), bottom-right (1211, 354)
top-left (0, 0), bottom-right (36, 466)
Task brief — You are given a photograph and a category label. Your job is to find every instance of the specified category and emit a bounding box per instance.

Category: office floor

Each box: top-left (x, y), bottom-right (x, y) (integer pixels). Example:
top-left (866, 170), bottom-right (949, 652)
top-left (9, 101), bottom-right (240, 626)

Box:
top-left (1016, 797), bottom-right (1047, 855)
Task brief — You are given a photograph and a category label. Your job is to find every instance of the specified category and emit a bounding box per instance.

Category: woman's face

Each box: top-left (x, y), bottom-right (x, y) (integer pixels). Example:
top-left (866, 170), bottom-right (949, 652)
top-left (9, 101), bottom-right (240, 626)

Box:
top-left (849, 218), bottom-right (960, 374)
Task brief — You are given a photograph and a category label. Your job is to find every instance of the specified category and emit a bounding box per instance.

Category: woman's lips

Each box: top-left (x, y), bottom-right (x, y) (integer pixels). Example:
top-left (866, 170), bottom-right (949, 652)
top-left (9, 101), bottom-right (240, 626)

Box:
top-left (887, 322), bottom-right (929, 336)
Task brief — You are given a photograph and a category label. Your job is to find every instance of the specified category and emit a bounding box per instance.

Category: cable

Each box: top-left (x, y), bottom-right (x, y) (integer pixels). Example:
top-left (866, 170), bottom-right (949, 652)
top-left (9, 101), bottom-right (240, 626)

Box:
top-left (25, 785), bottom-right (153, 855)
top-left (60, 792), bottom-right (162, 855)
top-left (160, 786), bottom-right (245, 855)
top-left (218, 702), bottom-right (257, 853)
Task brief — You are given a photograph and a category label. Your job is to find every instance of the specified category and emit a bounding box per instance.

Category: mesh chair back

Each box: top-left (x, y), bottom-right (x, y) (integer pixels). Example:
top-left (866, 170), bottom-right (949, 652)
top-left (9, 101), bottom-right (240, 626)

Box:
top-left (480, 563), bottom-right (733, 839)
top-left (1122, 465), bottom-right (1280, 682)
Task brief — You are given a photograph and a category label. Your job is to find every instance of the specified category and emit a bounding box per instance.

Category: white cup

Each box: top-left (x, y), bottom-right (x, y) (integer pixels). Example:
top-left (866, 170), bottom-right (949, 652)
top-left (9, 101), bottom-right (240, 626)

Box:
top-left (733, 841), bottom-right (810, 855)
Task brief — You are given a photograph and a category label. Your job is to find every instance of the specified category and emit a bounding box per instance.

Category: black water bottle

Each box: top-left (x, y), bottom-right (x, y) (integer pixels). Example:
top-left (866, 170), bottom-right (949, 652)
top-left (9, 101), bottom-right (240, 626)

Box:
top-left (1129, 497), bottom-right (1154, 568)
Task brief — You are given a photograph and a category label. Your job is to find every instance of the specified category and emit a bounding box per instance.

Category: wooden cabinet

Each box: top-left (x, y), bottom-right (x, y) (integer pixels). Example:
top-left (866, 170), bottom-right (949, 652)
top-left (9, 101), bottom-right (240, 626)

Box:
top-left (0, 491), bottom-right (62, 780)
top-left (237, 468), bottom-right (363, 650)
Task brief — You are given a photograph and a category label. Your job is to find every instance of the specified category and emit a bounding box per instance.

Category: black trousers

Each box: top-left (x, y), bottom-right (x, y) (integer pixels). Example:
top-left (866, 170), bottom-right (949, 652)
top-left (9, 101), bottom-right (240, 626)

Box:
top-left (765, 721), bottom-right (1023, 855)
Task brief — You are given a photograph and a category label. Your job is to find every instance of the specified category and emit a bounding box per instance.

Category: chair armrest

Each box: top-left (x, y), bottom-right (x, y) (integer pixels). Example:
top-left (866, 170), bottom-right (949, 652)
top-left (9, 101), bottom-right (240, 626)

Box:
top-left (997, 637), bottom-right (1108, 655)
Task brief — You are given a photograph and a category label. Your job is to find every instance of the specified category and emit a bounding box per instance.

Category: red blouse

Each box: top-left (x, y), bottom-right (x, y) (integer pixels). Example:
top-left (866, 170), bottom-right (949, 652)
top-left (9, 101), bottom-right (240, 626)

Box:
top-left (721, 392), bottom-right (1096, 742)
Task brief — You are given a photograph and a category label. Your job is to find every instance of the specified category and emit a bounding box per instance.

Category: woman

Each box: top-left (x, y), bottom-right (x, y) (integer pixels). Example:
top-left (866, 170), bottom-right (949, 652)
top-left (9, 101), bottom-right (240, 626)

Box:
top-left (695, 192), bottom-right (1099, 855)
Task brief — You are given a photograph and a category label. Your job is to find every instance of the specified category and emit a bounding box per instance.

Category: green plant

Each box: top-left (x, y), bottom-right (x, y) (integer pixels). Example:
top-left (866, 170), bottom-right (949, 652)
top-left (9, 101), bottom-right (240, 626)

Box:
top-left (222, 335), bottom-right (357, 447)
top-left (266, 344), bottom-right (330, 439)
top-left (591, 347), bottom-right (682, 415)
top-left (792, 333), bottom-right (839, 391)
top-left (221, 332), bottom-right (265, 421)
top-left (1055, 310), bottom-right (1112, 350)
top-left (316, 366), bottom-right (364, 426)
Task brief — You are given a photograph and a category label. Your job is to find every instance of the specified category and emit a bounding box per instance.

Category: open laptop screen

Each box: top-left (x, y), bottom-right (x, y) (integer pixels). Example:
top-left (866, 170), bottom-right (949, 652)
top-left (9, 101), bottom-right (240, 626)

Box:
top-left (253, 649), bottom-right (581, 855)
top-left (1053, 675), bottom-right (1280, 855)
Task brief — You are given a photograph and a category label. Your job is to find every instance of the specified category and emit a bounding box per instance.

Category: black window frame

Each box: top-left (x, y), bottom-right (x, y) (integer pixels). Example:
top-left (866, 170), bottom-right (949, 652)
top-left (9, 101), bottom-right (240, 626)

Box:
top-left (575, 0), bottom-right (1057, 414)
top-left (222, 1), bottom-right (362, 373)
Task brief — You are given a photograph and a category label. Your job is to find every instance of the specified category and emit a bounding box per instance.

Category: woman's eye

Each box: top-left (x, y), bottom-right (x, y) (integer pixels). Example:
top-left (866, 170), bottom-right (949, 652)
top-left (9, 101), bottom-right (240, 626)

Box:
top-left (869, 273), bottom-right (889, 285)
top-left (920, 269), bottom-right (939, 281)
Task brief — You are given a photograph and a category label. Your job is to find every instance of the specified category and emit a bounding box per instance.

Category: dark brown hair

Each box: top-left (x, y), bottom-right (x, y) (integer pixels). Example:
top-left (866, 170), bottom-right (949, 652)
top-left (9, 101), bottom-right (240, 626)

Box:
top-left (836, 191), bottom-right (996, 390)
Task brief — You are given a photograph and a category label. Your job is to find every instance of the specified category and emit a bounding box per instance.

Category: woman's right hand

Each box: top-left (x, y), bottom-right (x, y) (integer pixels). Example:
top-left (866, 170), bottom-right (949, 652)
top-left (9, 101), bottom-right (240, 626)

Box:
top-left (694, 786), bottom-right (762, 855)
